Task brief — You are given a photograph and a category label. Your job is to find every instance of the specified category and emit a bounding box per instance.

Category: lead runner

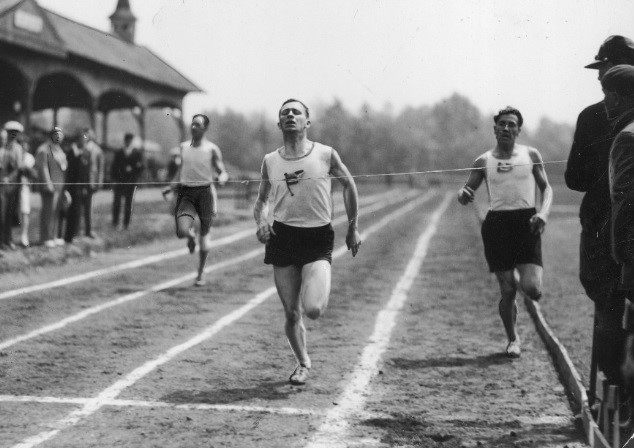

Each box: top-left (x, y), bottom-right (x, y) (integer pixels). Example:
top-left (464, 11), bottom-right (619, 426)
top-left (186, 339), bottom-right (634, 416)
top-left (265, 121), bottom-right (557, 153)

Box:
top-left (458, 106), bottom-right (553, 358)
top-left (253, 98), bottom-right (362, 385)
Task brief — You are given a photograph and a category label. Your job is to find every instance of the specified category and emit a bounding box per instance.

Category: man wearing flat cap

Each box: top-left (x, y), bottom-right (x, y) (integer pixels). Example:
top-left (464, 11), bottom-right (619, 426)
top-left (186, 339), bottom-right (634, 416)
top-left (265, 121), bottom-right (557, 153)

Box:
top-left (604, 65), bottom-right (634, 422)
top-left (565, 35), bottom-right (634, 391)
top-left (0, 121), bottom-right (24, 250)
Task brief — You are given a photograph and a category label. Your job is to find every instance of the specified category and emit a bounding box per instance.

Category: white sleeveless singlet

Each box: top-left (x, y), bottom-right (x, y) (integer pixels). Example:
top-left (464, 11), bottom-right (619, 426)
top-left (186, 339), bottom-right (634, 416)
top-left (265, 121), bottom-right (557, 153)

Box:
top-left (179, 139), bottom-right (219, 187)
top-left (264, 142), bottom-right (333, 227)
top-left (484, 144), bottom-right (536, 211)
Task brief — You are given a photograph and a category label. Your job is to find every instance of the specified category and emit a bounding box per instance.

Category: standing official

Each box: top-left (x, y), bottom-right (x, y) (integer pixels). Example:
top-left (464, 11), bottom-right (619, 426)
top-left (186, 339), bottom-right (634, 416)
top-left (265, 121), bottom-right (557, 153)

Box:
top-left (111, 133), bottom-right (144, 230)
top-left (566, 36), bottom-right (634, 387)
top-left (603, 66), bottom-right (634, 401)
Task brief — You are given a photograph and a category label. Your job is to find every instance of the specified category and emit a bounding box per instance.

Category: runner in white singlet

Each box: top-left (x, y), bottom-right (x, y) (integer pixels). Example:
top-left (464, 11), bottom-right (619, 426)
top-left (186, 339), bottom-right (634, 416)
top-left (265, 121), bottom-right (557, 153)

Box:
top-left (457, 106), bottom-right (553, 359)
top-left (253, 99), bottom-right (361, 385)
top-left (164, 114), bottom-right (228, 286)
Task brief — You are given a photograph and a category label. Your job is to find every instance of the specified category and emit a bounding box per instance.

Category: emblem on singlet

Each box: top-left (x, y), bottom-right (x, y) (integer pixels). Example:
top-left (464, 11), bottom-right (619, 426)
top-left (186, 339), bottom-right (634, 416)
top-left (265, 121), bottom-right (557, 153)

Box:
top-left (284, 170), bottom-right (305, 196)
top-left (497, 162), bottom-right (514, 173)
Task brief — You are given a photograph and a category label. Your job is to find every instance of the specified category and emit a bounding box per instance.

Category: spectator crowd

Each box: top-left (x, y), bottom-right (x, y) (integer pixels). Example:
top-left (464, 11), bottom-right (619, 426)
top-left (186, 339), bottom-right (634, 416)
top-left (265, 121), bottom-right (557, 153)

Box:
top-left (0, 123), bottom-right (145, 250)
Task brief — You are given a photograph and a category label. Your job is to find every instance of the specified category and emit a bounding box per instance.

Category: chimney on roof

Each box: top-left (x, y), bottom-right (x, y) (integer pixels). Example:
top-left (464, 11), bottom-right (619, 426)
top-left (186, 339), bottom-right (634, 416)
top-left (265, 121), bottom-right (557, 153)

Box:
top-left (109, 0), bottom-right (137, 43)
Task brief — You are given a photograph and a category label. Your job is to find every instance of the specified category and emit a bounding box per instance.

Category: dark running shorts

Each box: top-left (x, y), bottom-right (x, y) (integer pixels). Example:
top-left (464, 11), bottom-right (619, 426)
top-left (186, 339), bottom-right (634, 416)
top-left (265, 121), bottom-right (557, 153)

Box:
top-left (175, 185), bottom-right (216, 235)
top-left (264, 221), bottom-right (334, 267)
top-left (481, 207), bottom-right (542, 273)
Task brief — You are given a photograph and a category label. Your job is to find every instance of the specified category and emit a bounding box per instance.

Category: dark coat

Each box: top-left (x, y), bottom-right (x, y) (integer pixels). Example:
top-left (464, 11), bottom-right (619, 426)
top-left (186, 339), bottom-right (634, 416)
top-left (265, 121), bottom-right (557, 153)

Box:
top-left (65, 147), bottom-right (91, 188)
top-left (110, 148), bottom-right (144, 185)
top-left (609, 108), bottom-right (634, 265)
top-left (565, 101), bottom-right (613, 233)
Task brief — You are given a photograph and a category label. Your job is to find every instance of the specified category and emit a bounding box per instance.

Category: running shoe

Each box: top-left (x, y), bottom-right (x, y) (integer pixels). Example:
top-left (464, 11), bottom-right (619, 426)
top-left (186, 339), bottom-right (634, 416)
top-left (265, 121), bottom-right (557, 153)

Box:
top-left (187, 236), bottom-right (196, 254)
top-left (194, 278), bottom-right (206, 287)
top-left (506, 340), bottom-right (521, 358)
top-left (289, 364), bottom-right (310, 385)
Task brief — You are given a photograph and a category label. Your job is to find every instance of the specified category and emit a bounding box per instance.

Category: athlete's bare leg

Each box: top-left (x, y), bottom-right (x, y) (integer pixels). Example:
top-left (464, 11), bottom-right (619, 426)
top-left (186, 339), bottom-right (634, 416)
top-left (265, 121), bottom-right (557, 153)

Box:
top-left (176, 215), bottom-right (197, 254)
top-left (300, 260), bottom-right (332, 319)
top-left (516, 263), bottom-right (543, 301)
top-left (196, 232), bottom-right (212, 285)
top-left (274, 260), bottom-right (332, 367)
top-left (274, 265), bottom-right (307, 366)
top-left (176, 215), bottom-right (196, 239)
top-left (494, 270), bottom-right (519, 343)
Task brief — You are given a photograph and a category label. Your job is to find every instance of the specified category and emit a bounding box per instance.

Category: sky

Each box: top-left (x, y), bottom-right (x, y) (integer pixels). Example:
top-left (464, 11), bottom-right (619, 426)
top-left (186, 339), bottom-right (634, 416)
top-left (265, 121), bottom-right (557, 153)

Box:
top-left (37, 0), bottom-right (634, 129)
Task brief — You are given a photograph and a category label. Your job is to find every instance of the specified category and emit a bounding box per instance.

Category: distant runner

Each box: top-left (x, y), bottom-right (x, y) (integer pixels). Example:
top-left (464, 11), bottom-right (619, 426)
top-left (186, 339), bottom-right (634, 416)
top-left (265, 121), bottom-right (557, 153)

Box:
top-left (253, 99), bottom-right (361, 385)
top-left (458, 106), bottom-right (553, 358)
top-left (164, 114), bottom-right (228, 286)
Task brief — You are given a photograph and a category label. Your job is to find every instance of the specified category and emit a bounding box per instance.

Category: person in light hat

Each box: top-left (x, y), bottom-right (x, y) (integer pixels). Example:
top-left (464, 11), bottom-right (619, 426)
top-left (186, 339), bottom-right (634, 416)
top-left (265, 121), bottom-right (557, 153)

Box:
top-left (0, 121), bottom-right (24, 250)
top-left (565, 36), bottom-right (634, 393)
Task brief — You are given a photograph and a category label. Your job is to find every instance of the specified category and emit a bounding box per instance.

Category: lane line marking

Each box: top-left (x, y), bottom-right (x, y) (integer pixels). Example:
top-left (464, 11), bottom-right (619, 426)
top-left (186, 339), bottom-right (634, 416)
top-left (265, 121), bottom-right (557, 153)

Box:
top-left (0, 395), bottom-right (323, 416)
top-left (306, 191), bottom-right (453, 448)
top-left (0, 395), bottom-right (572, 424)
top-left (10, 190), bottom-right (438, 448)
top-left (0, 190), bottom-right (424, 352)
top-left (0, 190), bottom-right (397, 301)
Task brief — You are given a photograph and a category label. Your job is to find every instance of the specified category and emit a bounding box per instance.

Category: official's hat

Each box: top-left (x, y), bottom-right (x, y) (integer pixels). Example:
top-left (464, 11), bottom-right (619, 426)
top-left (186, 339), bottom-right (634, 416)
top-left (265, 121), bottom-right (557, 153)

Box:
top-left (586, 35), bottom-right (634, 69)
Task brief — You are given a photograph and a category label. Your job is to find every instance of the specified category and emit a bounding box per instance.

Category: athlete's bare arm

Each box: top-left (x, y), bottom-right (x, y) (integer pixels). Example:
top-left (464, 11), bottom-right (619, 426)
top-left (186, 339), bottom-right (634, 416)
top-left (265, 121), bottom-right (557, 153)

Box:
top-left (330, 149), bottom-right (361, 257)
top-left (529, 148), bottom-right (553, 234)
top-left (253, 159), bottom-right (275, 244)
top-left (162, 146), bottom-right (183, 197)
top-left (212, 146), bottom-right (229, 186)
top-left (457, 155), bottom-right (486, 205)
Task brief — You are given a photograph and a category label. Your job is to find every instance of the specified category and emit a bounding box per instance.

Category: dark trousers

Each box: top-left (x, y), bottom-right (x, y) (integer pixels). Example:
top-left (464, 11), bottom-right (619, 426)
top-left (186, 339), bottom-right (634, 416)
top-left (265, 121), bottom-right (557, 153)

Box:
top-left (0, 188), bottom-right (18, 245)
top-left (83, 190), bottom-right (94, 235)
top-left (580, 228), bottom-right (627, 386)
top-left (112, 184), bottom-right (136, 228)
top-left (64, 186), bottom-right (88, 242)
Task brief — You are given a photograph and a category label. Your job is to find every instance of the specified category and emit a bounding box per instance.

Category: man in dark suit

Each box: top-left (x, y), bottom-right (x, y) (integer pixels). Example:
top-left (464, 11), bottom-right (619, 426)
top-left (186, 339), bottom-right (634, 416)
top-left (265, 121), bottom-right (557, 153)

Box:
top-left (111, 133), bottom-right (144, 230)
top-left (566, 36), bottom-right (634, 389)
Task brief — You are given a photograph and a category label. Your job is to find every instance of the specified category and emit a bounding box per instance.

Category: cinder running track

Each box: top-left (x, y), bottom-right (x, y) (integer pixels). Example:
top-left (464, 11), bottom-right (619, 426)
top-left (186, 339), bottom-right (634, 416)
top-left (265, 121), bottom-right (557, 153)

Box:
top-left (0, 187), bottom-right (587, 447)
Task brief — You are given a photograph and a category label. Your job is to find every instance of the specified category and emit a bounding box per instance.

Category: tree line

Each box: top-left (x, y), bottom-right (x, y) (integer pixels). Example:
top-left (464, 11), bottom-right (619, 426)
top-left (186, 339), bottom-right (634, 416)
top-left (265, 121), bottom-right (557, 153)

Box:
top-left (203, 93), bottom-right (574, 181)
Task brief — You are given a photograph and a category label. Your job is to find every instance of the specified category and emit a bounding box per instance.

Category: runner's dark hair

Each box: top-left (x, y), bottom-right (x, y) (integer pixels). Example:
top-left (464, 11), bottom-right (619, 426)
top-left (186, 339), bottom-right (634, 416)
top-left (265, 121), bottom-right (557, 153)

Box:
top-left (494, 106), bottom-right (523, 128)
top-left (192, 113), bottom-right (210, 128)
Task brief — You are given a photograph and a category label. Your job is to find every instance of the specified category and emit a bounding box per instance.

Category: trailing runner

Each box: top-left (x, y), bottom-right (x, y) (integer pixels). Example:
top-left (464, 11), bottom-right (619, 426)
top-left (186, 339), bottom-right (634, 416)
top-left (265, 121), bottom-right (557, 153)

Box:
top-left (458, 106), bottom-right (553, 358)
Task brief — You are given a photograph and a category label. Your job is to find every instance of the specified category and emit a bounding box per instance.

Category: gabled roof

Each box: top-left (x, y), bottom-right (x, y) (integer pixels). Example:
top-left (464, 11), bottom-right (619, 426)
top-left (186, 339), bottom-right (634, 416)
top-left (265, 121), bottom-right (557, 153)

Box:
top-left (0, 0), bottom-right (23, 15)
top-left (0, 0), bottom-right (201, 93)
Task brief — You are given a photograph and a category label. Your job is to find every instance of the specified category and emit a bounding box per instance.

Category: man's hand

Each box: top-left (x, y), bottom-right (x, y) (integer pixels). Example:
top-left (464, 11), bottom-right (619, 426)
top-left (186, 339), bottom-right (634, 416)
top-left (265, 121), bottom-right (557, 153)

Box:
top-left (217, 171), bottom-right (229, 187)
top-left (346, 226), bottom-right (362, 257)
top-left (529, 214), bottom-right (546, 235)
top-left (457, 186), bottom-right (475, 205)
top-left (256, 223), bottom-right (275, 244)
top-left (161, 186), bottom-right (172, 201)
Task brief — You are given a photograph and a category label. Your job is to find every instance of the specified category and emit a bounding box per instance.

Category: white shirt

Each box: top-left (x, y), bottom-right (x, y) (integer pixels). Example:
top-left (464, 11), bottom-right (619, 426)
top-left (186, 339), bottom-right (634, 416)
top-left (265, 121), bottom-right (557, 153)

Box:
top-left (264, 142), bottom-right (333, 227)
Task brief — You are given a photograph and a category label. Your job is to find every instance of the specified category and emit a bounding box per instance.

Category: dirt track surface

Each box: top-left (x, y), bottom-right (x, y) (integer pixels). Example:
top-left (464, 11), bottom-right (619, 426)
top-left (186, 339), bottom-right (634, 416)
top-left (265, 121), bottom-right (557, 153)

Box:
top-left (0, 187), bottom-right (587, 447)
